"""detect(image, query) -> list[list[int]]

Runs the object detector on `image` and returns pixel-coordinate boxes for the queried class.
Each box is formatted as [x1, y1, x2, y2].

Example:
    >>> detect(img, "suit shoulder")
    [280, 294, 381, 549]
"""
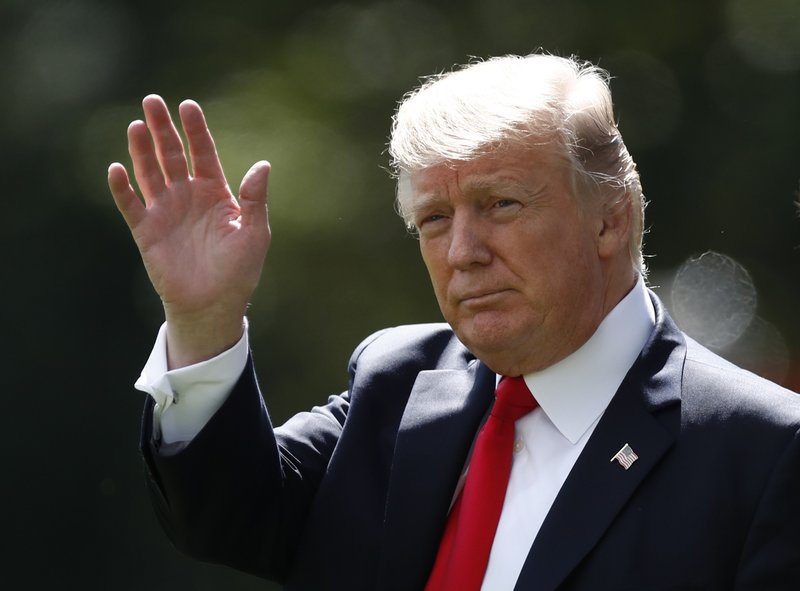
[682, 336, 800, 428]
[348, 323, 474, 375]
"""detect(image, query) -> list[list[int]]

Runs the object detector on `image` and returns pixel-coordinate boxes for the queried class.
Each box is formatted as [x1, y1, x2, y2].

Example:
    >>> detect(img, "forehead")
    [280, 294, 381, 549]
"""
[406, 145, 570, 200]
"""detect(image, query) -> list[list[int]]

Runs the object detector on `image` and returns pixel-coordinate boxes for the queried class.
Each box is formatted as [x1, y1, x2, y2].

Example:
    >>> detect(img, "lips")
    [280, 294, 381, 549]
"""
[457, 288, 513, 306]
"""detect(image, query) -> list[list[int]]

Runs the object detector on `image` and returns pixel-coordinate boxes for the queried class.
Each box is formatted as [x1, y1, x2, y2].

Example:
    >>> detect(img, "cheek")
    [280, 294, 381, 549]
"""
[420, 244, 449, 298]
[517, 240, 590, 304]
[545, 250, 600, 314]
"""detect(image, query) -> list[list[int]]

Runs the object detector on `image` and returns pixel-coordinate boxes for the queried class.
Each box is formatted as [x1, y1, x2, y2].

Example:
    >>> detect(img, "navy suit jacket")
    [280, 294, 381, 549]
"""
[142, 294, 800, 590]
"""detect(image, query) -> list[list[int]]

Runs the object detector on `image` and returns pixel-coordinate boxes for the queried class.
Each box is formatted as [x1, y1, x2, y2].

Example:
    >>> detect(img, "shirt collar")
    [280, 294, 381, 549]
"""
[522, 276, 656, 444]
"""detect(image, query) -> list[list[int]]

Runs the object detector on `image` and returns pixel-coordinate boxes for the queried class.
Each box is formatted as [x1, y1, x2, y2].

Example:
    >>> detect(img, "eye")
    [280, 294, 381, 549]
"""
[416, 212, 448, 228]
[493, 198, 517, 208]
[415, 212, 450, 238]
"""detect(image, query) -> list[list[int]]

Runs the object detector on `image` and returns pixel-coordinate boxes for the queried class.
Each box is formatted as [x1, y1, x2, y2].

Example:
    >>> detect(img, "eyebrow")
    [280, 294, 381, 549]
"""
[462, 174, 522, 191]
[414, 175, 535, 200]
[463, 174, 548, 201]
[404, 193, 446, 222]
[405, 173, 548, 220]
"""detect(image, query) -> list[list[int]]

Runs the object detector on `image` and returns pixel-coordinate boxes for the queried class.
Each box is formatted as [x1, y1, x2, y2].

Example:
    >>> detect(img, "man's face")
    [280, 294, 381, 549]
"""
[407, 145, 617, 376]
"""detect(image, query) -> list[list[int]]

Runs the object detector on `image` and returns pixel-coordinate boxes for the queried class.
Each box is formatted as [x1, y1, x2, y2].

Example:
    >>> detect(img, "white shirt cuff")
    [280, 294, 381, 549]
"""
[135, 319, 250, 445]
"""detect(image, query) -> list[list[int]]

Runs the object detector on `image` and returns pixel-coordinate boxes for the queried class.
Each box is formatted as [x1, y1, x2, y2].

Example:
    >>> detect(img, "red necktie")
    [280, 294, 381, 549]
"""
[425, 376, 538, 591]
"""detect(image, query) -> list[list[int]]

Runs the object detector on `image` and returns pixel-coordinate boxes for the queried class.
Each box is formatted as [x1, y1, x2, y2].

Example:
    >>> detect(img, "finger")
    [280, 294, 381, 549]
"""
[128, 120, 166, 203]
[142, 94, 190, 184]
[179, 99, 227, 182]
[108, 163, 146, 229]
[239, 160, 271, 229]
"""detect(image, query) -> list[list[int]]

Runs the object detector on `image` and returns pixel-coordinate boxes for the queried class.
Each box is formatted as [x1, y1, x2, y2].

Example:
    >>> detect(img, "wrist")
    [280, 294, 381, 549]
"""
[164, 305, 246, 369]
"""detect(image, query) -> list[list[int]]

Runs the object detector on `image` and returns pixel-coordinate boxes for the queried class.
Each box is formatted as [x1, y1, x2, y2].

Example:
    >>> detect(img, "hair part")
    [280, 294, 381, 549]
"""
[389, 53, 647, 274]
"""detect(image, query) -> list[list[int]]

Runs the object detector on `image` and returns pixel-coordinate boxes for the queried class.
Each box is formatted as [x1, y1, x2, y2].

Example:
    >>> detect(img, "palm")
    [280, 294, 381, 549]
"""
[133, 175, 257, 311]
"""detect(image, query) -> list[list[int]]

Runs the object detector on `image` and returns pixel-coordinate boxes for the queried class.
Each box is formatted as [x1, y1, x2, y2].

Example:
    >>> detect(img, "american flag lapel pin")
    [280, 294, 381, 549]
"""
[610, 443, 639, 470]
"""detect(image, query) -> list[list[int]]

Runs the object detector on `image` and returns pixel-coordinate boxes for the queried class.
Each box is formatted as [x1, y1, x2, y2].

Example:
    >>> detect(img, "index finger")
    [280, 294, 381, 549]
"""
[179, 100, 227, 183]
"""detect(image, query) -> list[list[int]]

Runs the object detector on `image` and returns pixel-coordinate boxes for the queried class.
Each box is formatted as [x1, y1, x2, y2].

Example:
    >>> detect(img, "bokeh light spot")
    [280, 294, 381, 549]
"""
[604, 50, 682, 150]
[722, 316, 790, 385]
[9, 1, 131, 133]
[670, 251, 756, 349]
[284, 1, 455, 101]
[726, 0, 800, 72]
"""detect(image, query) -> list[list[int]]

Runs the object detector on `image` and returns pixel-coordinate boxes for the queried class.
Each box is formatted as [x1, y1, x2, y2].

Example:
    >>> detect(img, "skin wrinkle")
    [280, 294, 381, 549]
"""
[409, 176, 548, 228]
[390, 57, 646, 275]
[412, 144, 635, 377]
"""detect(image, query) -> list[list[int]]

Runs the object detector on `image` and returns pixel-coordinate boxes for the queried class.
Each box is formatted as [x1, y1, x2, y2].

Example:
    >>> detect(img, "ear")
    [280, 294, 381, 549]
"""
[596, 192, 632, 260]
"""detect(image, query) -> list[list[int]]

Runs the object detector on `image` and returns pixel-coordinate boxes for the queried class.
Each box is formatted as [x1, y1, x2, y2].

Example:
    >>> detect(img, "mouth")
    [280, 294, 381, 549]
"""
[458, 289, 513, 306]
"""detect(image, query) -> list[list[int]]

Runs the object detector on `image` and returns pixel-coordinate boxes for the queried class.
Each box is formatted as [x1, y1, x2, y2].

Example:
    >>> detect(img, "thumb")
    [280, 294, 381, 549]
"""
[239, 160, 270, 228]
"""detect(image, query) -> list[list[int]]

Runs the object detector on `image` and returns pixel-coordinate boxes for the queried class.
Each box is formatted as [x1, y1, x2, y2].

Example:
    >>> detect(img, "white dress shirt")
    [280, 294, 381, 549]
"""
[481, 276, 654, 589]
[136, 319, 249, 443]
[135, 277, 655, 588]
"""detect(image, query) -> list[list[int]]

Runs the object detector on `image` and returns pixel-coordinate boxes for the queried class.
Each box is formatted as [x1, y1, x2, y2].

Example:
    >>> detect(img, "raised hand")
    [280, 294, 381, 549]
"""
[108, 95, 271, 368]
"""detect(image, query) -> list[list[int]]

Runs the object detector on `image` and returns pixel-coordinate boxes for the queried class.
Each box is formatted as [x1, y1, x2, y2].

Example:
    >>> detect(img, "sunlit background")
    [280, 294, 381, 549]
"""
[2, 0, 799, 588]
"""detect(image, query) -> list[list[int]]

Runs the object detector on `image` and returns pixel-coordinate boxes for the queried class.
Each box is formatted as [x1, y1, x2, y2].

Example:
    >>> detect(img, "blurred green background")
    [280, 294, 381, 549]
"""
[2, 0, 799, 588]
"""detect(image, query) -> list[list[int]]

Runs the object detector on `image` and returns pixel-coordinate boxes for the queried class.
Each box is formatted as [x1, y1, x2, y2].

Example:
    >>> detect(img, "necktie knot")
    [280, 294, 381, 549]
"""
[425, 375, 538, 591]
[492, 376, 537, 423]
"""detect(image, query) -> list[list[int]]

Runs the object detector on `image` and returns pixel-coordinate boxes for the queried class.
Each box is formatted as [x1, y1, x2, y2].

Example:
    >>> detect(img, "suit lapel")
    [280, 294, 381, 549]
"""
[376, 361, 495, 591]
[516, 295, 686, 591]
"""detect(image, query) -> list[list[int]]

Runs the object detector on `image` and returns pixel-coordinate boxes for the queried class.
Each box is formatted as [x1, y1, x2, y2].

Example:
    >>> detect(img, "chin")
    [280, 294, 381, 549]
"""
[458, 309, 528, 342]
[456, 324, 525, 365]
[451, 311, 549, 374]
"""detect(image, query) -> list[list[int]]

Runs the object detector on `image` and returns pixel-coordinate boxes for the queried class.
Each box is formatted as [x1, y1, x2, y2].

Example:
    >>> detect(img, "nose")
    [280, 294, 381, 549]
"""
[447, 213, 492, 269]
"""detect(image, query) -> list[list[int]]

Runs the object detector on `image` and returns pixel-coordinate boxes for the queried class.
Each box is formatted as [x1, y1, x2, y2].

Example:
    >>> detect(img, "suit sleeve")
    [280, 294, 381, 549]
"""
[735, 425, 800, 589]
[140, 330, 386, 582]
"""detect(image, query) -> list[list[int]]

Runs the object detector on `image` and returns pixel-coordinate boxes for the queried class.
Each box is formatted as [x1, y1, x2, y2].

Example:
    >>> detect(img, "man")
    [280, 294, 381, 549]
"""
[109, 54, 800, 590]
